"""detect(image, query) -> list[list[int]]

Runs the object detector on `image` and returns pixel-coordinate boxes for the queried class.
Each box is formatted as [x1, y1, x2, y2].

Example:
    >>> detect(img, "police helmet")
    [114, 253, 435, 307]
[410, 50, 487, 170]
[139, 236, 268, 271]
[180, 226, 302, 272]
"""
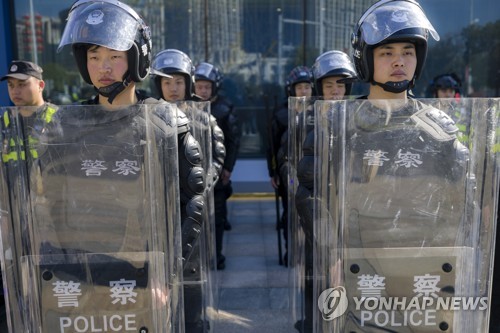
[152, 49, 195, 99]
[285, 66, 313, 97]
[312, 51, 357, 96]
[432, 74, 461, 96]
[194, 62, 223, 97]
[351, 0, 439, 91]
[57, 0, 152, 84]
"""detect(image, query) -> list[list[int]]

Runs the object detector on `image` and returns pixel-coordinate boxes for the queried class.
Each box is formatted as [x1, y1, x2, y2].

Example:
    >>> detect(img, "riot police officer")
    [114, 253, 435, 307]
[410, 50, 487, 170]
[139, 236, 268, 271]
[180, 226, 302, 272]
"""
[267, 66, 313, 266]
[312, 1, 469, 331]
[194, 62, 240, 270]
[426, 73, 470, 145]
[293, 51, 356, 333]
[152, 49, 226, 181]
[427, 73, 462, 98]
[57, 1, 205, 266]
[351, 0, 439, 99]
[312, 50, 357, 100]
[152, 49, 194, 102]
[152, 48, 224, 333]
[50, 0, 203, 330]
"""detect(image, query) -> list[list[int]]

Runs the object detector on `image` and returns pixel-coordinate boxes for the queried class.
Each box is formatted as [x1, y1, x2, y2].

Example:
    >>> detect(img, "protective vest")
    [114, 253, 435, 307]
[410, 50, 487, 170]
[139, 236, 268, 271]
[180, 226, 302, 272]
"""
[2, 104, 58, 163]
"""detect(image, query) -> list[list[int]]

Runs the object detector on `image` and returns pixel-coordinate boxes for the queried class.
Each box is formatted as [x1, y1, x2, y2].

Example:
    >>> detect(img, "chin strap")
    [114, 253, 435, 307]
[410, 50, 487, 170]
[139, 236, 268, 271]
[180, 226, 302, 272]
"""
[373, 79, 412, 93]
[97, 76, 133, 104]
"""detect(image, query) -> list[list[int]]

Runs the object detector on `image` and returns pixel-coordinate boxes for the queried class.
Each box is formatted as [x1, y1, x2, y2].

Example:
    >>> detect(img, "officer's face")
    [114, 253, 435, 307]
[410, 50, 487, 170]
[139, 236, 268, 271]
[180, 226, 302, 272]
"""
[372, 42, 417, 88]
[321, 76, 346, 100]
[161, 74, 186, 102]
[294, 82, 313, 97]
[194, 80, 212, 101]
[87, 46, 129, 89]
[7, 77, 45, 107]
[437, 88, 455, 98]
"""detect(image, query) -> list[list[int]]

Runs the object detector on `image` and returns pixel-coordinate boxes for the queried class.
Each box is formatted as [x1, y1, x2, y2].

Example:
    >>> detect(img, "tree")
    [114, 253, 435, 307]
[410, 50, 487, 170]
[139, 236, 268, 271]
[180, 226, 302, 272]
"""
[421, 20, 500, 97]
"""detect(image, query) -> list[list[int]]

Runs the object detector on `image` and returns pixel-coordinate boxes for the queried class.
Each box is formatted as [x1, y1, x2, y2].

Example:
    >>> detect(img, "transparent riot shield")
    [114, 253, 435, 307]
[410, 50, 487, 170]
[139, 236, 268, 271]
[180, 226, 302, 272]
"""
[314, 98, 499, 333]
[178, 100, 218, 332]
[0, 104, 183, 333]
[288, 96, 320, 331]
[432, 97, 472, 147]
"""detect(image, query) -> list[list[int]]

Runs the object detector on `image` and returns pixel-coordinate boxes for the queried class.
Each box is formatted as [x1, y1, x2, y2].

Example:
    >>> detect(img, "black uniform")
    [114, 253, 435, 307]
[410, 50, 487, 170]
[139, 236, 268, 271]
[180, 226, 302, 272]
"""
[177, 100, 223, 333]
[209, 113, 226, 184]
[296, 97, 468, 332]
[211, 95, 240, 269]
[294, 104, 316, 333]
[80, 93, 206, 262]
[1, 98, 188, 330]
[266, 100, 290, 263]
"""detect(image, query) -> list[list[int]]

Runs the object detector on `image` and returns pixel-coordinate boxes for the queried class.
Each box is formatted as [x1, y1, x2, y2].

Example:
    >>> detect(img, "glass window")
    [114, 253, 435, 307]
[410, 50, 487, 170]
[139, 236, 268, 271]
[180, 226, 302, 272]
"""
[8, 0, 500, 157]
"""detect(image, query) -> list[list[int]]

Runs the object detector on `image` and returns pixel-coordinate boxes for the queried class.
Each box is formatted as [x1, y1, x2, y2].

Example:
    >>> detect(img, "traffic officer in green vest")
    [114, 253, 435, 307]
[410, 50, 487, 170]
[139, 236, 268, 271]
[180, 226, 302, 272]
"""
[1, 60, 58, 162]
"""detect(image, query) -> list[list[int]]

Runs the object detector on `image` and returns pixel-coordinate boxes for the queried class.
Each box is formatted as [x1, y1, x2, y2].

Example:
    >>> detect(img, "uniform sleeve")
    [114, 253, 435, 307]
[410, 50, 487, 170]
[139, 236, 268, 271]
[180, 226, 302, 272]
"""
[274, 107, 289, 178]
[210, 114, 226, 183]
[216, 100, 241, 172]
[176, 109, 207, 263]
[266, 110, 283, 178]
[295, 122, 315, 242]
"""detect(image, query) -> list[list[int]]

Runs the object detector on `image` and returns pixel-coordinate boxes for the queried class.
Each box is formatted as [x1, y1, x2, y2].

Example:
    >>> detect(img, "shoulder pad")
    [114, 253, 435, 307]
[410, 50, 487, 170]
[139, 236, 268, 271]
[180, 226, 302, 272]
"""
[143, 97, 163, 104]
[145, 99, 190, 133]
[411, 105, 458, 142]
[144, 100, 177, 130]
[177, 108, 190, 129]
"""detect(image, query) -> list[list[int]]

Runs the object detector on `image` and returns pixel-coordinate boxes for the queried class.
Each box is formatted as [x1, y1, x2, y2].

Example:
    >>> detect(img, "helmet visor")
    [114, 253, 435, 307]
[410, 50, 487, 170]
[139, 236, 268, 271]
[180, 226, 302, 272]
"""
[313, 51, 356, 79]
[152, 50, 192, 75]
[195, 63, 216, 82]
[57, 1, 141, 52]
[287, 67, 312, 85]
[360, 0, 439, 45]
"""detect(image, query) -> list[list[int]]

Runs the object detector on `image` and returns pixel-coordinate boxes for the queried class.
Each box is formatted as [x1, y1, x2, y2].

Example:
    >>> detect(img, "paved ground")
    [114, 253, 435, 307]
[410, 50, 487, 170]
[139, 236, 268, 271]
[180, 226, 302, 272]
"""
[214, 196, 296, 333]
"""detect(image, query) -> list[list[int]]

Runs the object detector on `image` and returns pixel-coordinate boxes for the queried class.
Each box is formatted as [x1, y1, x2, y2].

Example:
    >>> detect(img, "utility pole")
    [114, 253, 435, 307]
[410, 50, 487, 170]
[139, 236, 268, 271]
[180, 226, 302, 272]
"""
[204, 0, 209, 61]
[302, 0, 306, 65]
[29, 0, 38, 64]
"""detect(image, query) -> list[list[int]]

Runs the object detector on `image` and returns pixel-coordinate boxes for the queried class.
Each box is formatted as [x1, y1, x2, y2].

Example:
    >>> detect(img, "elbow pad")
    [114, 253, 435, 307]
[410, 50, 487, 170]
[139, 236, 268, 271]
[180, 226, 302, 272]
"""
[181, 194, 205, 262]
[178, 132, 205, 203]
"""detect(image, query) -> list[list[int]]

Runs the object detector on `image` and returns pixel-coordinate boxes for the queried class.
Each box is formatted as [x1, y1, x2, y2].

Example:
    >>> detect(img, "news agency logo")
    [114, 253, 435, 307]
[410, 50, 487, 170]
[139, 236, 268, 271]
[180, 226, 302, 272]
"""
[318, 286, 489, 328]
[317, 286, 349, 321]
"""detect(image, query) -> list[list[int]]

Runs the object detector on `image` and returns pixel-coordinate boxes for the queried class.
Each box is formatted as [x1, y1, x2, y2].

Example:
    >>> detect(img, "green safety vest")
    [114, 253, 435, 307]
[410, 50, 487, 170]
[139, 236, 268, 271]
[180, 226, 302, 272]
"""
[2, 104, 58, 162]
